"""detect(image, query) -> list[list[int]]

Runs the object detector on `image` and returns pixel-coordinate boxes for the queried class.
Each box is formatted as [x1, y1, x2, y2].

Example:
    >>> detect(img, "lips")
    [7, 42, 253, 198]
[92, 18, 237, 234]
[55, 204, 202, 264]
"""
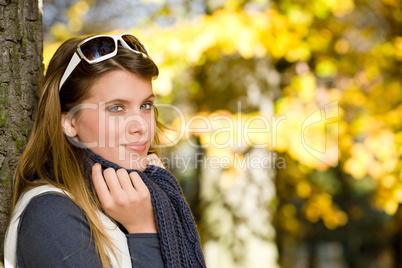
[123, 141, 147, 153]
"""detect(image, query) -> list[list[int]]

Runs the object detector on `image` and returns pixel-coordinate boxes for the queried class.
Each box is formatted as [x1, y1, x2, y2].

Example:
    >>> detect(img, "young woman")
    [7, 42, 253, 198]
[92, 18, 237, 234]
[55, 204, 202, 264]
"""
[4, 34, 206, 268]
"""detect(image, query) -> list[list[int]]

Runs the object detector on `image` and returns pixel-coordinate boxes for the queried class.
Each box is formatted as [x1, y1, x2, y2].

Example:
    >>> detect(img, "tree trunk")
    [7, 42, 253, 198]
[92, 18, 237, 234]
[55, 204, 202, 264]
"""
[0, 0, 43, 263]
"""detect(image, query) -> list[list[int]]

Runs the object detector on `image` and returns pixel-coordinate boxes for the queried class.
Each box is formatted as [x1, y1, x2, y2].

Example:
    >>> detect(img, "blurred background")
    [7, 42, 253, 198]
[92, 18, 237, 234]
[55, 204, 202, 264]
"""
[42, 0, 402, 267]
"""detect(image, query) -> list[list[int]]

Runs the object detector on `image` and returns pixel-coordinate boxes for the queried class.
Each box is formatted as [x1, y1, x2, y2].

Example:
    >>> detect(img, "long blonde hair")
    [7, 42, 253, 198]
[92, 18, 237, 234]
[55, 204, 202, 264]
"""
[9, 35, 160, 268]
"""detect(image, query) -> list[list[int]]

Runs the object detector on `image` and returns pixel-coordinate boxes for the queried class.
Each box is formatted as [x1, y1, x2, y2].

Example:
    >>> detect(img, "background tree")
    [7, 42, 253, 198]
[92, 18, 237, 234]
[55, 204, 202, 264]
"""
[0, 0, 43, 262]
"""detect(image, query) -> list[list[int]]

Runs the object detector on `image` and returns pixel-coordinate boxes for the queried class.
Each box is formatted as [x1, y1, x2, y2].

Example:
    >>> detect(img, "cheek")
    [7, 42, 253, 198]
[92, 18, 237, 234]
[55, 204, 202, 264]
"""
[105, 116, 119, 137]
[103, 116, 126, 148]
[76, 110, 115, 145]
[76, 112, 100, 141]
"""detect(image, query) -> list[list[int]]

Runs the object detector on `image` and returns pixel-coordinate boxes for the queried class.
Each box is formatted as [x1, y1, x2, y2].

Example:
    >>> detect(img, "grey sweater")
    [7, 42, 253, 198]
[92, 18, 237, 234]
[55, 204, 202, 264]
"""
[16, 192, 164, 267]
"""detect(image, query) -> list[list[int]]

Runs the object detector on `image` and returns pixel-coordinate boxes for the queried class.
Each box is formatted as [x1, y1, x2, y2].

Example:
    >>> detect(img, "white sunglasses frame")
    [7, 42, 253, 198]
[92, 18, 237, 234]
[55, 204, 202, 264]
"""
[59, 33, 148, 90]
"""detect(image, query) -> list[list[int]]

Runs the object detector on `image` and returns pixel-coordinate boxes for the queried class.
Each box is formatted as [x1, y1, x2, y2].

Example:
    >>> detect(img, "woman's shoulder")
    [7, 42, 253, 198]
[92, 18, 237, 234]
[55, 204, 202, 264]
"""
[18, 192, 88, 236]
[16, 193, 102, 267]
[20, 191, 87, 229]
[25, 191, 75, 210]
[17, 192, 91, 252]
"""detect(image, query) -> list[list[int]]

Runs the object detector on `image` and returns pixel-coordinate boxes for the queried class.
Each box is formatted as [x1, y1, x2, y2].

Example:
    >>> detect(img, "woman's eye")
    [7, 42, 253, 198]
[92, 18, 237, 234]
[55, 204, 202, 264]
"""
[141, 103, 154, 110]
[108, 105, 123, 112]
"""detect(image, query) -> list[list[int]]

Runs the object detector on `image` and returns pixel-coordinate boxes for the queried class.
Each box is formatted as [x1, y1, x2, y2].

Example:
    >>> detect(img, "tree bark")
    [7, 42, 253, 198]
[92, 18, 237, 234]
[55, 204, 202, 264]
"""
[0, 0, 43, 262]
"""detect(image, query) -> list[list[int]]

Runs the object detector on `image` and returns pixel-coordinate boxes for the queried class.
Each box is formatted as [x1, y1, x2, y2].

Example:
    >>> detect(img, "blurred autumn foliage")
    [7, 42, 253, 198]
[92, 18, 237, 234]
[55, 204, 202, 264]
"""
[43, 0, 402, 267]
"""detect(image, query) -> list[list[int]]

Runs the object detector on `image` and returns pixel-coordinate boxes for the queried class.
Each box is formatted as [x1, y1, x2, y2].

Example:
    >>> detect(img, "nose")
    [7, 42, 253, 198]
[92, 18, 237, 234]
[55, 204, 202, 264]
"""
[126, 114, 148, 135]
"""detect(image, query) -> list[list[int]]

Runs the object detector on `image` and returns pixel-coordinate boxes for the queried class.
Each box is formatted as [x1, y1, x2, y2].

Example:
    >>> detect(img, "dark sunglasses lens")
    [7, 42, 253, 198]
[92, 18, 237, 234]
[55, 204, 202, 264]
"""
[122, 35, 147, 54]
[80, 37, 116, 61]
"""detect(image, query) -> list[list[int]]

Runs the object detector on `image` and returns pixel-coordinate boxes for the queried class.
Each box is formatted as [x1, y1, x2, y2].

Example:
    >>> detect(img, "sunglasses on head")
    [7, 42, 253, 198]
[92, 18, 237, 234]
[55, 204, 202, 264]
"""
[59, 33, 148, 90]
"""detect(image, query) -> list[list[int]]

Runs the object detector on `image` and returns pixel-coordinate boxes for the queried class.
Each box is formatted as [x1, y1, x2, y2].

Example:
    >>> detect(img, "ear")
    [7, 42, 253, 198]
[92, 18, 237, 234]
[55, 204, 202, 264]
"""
[61, 112, 78, 137]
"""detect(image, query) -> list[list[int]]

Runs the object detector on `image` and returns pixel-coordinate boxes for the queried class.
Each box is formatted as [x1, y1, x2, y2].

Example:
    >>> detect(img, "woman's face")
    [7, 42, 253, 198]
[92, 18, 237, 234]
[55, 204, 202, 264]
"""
[65, 70, 156, 170]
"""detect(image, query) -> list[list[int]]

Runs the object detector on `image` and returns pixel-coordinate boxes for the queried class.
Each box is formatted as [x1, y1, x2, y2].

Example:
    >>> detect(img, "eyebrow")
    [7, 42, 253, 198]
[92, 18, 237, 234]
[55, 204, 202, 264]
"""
[105, 93, 155, 105]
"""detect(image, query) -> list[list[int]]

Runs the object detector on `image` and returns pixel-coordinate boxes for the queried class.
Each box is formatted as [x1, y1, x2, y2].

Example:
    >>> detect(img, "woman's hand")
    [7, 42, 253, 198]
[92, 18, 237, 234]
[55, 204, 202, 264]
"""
[91, 163, 157, 234]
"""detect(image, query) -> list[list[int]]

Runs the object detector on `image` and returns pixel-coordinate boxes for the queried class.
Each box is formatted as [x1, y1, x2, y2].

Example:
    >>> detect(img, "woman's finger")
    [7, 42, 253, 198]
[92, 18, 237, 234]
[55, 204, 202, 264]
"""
[91, 163, 111, 203]
[116, 168, 135, 191]
[129, 172, 149, 194]
[103, 167, 122, 194]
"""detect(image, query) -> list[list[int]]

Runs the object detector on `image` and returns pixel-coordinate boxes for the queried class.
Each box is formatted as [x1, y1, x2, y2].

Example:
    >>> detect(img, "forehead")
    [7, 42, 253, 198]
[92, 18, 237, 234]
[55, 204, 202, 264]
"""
[87, 70, 153, 101]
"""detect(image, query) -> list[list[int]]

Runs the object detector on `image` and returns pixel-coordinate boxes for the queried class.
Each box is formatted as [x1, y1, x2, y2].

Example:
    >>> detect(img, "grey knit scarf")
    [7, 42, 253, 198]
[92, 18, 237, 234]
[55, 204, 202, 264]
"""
[85, 149, 206, 268]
